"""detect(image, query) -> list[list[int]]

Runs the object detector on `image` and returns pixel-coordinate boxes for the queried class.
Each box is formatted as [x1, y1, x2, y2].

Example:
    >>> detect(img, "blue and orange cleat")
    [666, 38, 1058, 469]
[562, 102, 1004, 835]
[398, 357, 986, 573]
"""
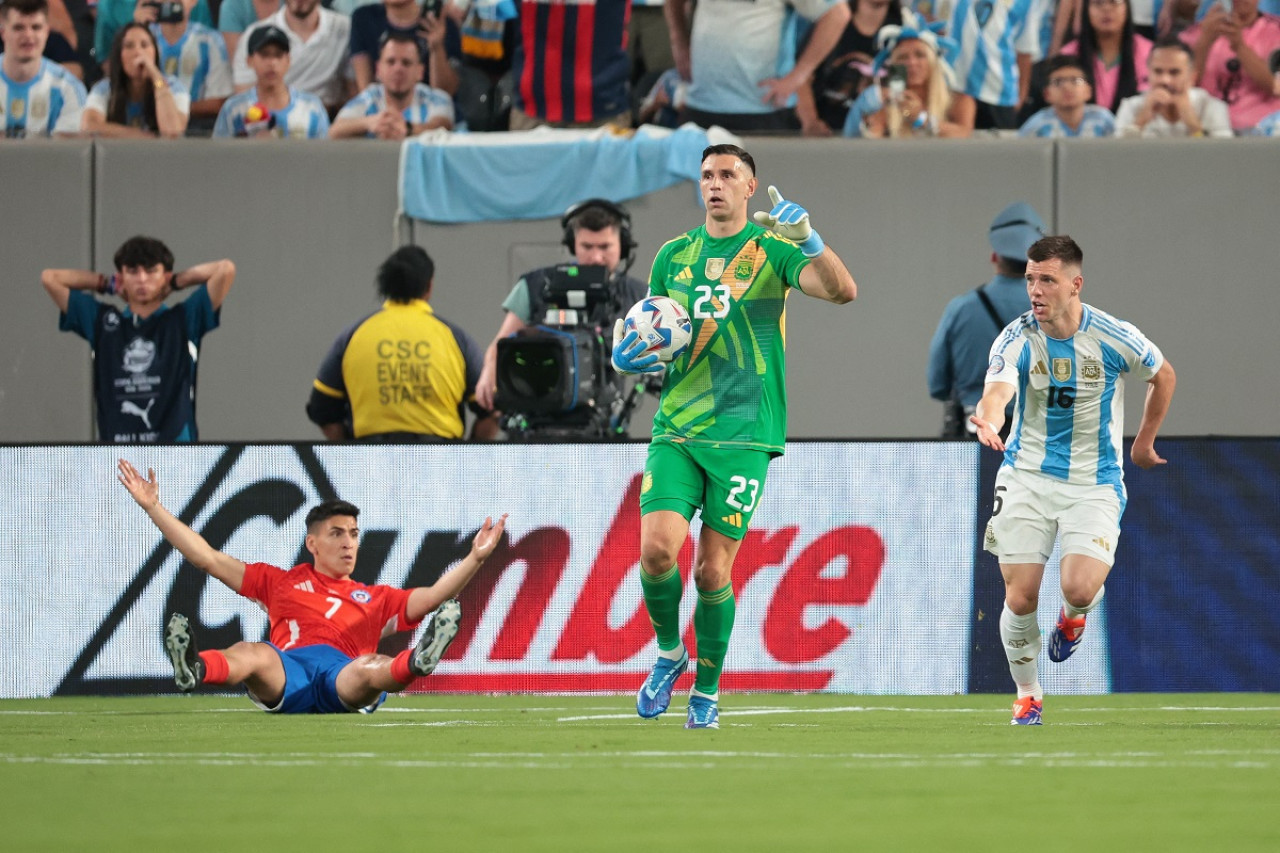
[685, 694, 720, 729]
[1048, 608, 1087, 662]
[1011, 696, 1043, 725]
[636, 648, 689, 718]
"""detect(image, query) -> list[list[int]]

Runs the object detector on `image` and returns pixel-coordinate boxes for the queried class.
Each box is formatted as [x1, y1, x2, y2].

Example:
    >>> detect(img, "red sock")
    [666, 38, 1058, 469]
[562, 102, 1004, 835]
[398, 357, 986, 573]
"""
[390, 649, 415, 686]
[200, 650, 229, 684]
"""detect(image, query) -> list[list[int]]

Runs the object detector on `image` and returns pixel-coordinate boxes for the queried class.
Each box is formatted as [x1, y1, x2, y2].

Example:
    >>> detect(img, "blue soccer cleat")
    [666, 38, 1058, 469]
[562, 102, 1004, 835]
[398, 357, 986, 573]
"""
[1011, 696, 1043, 725]
[685, 693, 720, 730]
[636, 648, 689, 718]
[1048, 608, 1087, 662]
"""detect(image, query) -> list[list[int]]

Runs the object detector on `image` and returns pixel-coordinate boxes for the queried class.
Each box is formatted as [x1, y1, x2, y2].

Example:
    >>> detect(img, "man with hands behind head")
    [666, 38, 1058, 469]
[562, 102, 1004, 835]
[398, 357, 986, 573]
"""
[615, 143, 857, 730]
[41, 235, 235, 442]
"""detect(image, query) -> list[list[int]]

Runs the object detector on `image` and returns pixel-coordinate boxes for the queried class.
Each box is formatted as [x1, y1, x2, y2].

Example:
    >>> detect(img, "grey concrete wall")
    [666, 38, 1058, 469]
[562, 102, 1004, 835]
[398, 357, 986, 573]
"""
[1, 137, 1275, 442]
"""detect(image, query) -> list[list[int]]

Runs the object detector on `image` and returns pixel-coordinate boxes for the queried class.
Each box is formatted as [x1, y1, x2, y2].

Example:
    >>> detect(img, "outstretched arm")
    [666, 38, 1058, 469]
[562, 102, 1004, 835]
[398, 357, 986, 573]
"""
[117, 459, 247, 592]
[405, 514, 508, 621]
[174, 259, 236, 310]
[971, 381, 1016, 451]
[1131, 360, 1176, 469]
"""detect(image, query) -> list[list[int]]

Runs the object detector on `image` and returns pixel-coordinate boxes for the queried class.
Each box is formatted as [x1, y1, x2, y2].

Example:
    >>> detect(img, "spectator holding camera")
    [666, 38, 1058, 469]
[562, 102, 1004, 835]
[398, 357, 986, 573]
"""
[475, 199, 647, 414]
[214, 23, 329, 137]
[330, 29, 452, 137]
[1115, 35, 1233, 133]
[307, 246, 491, 442]
[0, 0, 88, 137]
[232, 0, 351, 112]
[40, 236, 235, 443]
[1018, 54, 1118, 136]
[1181, 0, 1280, 131]
[143, 0, 232, 125]
[843, 17, 975, 137]
[349, 0, 458, 96]
[82, 21, 190, 136]
[95, 0, 212, 72]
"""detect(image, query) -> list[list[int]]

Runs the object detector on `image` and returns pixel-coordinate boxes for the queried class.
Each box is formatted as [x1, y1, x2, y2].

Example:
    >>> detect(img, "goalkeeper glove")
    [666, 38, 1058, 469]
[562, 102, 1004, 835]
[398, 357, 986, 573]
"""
[752, 185, 826, 258]
[611, 319, 663, 375]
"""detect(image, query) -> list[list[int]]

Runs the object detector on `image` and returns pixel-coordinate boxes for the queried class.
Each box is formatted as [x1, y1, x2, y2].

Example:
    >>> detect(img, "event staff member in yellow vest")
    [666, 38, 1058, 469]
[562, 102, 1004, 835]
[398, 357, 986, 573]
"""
[307, 246, 494, 441]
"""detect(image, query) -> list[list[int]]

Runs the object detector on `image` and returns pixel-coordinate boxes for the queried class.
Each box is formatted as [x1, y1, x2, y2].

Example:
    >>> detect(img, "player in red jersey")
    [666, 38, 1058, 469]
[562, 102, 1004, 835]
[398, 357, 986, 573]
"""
[118, 458, 507, 714]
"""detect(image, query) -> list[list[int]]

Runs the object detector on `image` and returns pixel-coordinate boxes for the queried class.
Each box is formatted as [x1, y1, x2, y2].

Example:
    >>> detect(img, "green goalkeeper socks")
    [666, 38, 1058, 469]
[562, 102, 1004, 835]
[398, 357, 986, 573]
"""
[693, 583, 735, 696]
[640, 564, 684, 652]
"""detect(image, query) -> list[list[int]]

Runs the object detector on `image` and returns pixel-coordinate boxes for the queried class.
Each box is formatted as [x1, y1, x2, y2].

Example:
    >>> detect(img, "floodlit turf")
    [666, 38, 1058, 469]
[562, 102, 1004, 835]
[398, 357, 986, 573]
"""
[2, 693, 1278, 852]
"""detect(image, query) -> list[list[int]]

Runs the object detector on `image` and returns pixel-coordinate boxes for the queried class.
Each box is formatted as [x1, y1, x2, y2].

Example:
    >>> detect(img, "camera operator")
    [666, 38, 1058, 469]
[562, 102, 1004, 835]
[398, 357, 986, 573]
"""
[475, 199, 647, 423]
[137, 0, 232, 127]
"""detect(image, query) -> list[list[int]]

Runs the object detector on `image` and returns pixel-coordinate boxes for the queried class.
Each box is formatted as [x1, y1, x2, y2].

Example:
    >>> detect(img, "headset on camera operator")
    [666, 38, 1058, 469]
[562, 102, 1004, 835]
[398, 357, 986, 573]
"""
[476, 199, 649, 438]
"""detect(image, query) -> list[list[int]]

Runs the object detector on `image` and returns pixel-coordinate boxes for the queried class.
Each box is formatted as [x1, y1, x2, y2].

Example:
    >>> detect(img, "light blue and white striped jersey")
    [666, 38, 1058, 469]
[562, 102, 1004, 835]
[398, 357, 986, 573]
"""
[212, 86, 330, 138]
[0, 58, 88, 137]
[1018, 104, 1115, 137]
[1253, 110, 1280, 136]
[985, 304, 1164, 495]
[86, 75, 192, 124]
[151, 22, 233, 101]
[946, 0, 1043, 107]
[335, 82, 454, 133]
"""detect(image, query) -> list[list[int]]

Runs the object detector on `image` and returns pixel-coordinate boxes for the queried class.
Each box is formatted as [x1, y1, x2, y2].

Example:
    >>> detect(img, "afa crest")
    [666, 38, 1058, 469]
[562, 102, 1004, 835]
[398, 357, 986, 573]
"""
[733, 258, 753, 280]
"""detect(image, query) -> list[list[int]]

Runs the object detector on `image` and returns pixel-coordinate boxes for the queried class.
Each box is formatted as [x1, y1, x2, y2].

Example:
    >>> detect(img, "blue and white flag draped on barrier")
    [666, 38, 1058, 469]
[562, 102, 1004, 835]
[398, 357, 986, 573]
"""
[397, 123, 739, 223]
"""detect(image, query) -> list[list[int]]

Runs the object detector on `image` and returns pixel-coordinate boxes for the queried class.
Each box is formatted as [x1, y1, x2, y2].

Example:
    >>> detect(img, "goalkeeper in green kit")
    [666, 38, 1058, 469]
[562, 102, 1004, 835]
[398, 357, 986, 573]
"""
[611, 144, 859, 729]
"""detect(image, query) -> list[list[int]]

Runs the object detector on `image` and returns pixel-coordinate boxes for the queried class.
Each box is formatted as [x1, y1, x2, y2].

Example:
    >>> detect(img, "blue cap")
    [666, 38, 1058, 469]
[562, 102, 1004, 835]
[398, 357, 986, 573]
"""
[989, 202, 1046, 260]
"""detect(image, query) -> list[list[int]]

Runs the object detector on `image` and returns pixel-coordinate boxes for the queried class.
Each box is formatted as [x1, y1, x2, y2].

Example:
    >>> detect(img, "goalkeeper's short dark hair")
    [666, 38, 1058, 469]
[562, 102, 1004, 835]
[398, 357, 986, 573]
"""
[701, 143, 756, 176]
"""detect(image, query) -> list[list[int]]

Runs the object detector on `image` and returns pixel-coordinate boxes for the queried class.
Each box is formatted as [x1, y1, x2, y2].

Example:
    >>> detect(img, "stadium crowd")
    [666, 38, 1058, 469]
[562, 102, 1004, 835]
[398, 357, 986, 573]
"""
[3, 0, 1280, 138]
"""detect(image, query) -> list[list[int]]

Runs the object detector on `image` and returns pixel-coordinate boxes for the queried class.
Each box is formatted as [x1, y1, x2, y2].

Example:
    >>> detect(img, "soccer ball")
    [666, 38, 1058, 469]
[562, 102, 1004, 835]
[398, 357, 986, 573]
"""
[622, 296, 692, 362]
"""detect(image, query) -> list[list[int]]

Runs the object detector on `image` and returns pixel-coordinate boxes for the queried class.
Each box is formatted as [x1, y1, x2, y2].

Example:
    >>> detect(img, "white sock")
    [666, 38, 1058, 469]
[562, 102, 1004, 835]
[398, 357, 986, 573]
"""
[1064, 585, 1105, 619]
[690, 687, 718, 702]
[1000, 603, 1042, 700]
[657, 643, 686, 662]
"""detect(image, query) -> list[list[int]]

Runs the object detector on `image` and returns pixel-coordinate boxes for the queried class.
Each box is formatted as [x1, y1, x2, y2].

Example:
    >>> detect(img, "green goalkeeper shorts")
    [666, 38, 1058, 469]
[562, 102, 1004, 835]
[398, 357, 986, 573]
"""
[639, 439, 773, 541]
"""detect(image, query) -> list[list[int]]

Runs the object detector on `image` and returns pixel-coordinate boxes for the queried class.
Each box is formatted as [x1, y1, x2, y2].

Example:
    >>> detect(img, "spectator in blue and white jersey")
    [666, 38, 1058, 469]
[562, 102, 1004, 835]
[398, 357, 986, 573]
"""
[145, 0, 232, 122]
[95, 0, 212, 73]
[1018, 54, 1117, 135]
[972, 235, 1175, 728]
[213, 23, 328, 137]
[82, 21, 189, 136]
[946, 0, 1045, 129]
[330, 30, 452, 138]
[0, 0, 87, 136]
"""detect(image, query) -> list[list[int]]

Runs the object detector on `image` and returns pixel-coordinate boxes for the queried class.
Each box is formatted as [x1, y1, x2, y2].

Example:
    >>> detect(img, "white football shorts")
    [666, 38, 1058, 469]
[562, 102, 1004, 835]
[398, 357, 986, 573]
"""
[983, 466, 1122, 566]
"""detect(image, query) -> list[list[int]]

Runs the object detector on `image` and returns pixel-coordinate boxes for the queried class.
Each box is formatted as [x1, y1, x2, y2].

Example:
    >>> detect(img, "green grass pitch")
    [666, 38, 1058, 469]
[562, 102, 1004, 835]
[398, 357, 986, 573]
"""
[2, 693, 1277, 852]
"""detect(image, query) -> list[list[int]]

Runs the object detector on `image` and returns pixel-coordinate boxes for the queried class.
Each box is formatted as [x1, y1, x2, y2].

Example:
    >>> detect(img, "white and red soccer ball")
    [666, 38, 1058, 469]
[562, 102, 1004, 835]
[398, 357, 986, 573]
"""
[622, 296, 692, 363]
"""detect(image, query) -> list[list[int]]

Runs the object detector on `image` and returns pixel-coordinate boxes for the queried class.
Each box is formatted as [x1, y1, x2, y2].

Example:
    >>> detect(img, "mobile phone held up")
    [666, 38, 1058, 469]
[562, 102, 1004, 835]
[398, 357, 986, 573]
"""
[886, 64, 907, 103]
[421, 0, 443, 19]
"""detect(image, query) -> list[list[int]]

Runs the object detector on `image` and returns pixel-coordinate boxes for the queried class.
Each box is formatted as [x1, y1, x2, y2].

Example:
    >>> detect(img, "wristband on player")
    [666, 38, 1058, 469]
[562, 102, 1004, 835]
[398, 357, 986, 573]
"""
[97, 273, 118, 295]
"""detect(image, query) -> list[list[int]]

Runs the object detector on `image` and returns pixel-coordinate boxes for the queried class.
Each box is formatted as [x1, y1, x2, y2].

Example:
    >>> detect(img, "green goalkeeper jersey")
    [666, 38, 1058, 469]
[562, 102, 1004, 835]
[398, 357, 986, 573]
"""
[647, 221, 812, 454]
